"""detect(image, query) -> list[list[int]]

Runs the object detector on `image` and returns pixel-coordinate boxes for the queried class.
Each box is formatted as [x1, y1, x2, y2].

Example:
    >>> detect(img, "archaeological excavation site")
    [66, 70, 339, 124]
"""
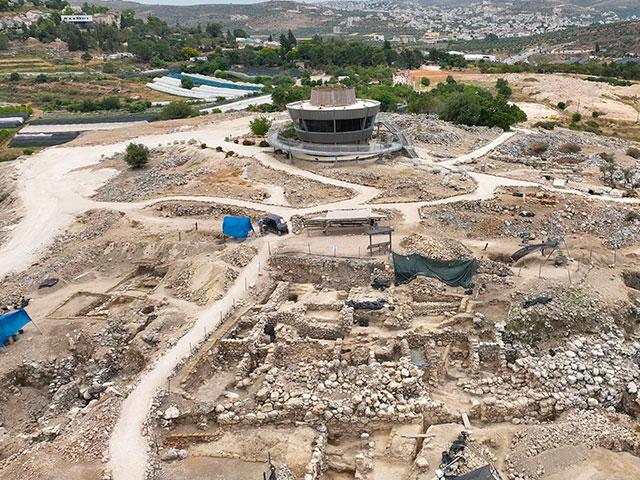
[2, 110, 640, 480]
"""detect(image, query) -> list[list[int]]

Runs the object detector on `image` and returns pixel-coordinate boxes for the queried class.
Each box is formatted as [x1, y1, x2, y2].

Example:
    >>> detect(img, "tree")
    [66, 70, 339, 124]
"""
[102, 62, 116, 74]
[33, 73, 48, 83]
[495, 78, 512, 98]
[557, 101, 567, 110]
[287, 29, 297, 48]
[120, 9, 136, 28]
[181, 47, 200, 60]
[206, 22, 222, 38]
[124, 143, 149, 169]
[181, 76, 194, 89]
[572, 112, 582, 123]
[249, 116, 272, 136]
[233, 28, 248, 38]
[0, 33, 9, 50]
[159, 101, 199, 120]
[420, 77, 430, 87]
[279, 33, 291, 53]
[9, 72, 20, 81]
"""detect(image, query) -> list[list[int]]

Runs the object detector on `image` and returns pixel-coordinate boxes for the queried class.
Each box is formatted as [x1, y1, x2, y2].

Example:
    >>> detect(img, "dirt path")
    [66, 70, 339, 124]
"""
[109, 237, 276, 480]
[0, 116, 256, 281]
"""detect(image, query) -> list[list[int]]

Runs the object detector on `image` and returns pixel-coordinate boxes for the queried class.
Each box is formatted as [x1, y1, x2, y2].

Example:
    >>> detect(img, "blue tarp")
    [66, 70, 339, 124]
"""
[0, 309, 32, 346]
[223, 216, 254, 239]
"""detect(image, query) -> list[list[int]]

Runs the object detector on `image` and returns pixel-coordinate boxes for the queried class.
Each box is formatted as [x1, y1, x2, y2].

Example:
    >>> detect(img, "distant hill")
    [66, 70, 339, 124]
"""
[70, 0, 337, 34]
[450, 20, 640, 57]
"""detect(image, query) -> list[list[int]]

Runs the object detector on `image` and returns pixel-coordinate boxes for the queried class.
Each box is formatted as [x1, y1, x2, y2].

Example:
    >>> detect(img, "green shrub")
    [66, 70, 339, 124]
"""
[209, 108, 222, 114]
[0, 129, 13, 143]
[572, 112, 582, 123]
[557, 102, 566, 110]
[8, 72, 20, 82]
[159, 101, 199, 120]
[592, 111, 603, 118]
[258, 140, 270, 147]
[34, 74, 48, 84]
[533, 121, 556, 130]
[181, 76, 194, 90]
[225, 150, 235, 158]
[495, 78, 512, 98]
[102, 63, 116, 74]
[420, 77, 430, 87]
[249, 116, 272, 136]
[127, 100, 151, 113]
[626, 147, 640, 159]
[22, 148, 34, 155]
[558, 143, 581, 154]
[124, 143, 149, 169]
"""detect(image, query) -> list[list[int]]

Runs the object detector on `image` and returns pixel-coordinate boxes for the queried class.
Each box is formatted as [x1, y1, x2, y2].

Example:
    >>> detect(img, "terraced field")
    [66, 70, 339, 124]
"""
[0, 57, 56, 73]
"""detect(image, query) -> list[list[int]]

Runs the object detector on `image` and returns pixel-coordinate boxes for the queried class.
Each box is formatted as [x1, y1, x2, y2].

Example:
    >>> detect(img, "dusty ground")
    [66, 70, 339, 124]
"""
[301, 159, 475, 203]
[0, 161, 20, 248]
[92, 144, 354, 208]
[469, 126, 640, 194]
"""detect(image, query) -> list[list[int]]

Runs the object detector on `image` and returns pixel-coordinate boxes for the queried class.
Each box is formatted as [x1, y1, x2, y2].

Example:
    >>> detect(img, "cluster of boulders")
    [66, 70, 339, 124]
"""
[220, 356, 429, 426]
[460, 327, 640, 423]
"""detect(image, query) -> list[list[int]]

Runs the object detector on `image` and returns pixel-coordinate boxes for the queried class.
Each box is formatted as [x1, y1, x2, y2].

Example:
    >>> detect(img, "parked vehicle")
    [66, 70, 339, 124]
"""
[259, 213, 289, 235]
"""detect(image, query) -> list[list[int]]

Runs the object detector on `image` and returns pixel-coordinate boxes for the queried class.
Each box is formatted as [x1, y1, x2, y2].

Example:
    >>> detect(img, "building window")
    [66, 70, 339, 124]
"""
[336, 118, 364, 132]
[304, 119, 335, 133]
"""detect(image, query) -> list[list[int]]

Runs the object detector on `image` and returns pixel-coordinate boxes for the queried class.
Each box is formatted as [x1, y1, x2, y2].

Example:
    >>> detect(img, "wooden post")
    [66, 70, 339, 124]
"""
[268, 242, 271, 256]
[178, 231, 181, 241]
[308, 243, 311, 254]
[614, 249, 617, 266]
[195, 222, 198, 231]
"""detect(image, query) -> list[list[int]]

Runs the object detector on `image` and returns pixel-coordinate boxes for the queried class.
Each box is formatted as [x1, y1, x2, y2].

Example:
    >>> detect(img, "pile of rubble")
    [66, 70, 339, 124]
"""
[381, 113, 501, 156]
[151, 200, 266, 222]
[94, 146, 197, 202]
[506, 286, 616, 345]
[423, 191, 640, 249]
[506, 410, 640, 480]
[219, 244, 258, 268]
[162, 355, 435, 429]
[398, 233, 472, 261]
[495, 129, 630, 164]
